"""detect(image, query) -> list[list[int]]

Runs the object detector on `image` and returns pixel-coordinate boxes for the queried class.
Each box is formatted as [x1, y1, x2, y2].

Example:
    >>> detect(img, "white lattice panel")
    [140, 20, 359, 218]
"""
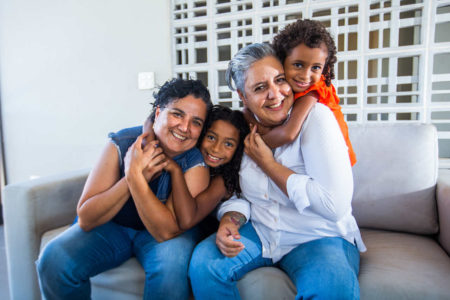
[171, 0, 450, 158]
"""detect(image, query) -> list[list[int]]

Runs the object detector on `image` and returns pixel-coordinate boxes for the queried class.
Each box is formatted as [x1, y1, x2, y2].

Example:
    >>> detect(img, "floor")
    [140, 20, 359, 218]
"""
[0, 225, 11, 299]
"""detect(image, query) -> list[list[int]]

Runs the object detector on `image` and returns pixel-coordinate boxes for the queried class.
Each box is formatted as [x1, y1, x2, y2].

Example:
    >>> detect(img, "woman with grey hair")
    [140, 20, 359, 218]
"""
[189, 43, 365, 299]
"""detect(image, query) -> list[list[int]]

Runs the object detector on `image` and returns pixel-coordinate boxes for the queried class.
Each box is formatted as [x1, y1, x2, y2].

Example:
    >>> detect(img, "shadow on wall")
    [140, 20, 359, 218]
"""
[0, 94, 6, 225]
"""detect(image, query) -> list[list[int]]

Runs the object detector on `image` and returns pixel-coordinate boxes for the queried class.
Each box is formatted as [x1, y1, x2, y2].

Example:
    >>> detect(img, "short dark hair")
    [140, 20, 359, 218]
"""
[149, 78, 212, 122]
[199, 105, 249, 197]
[272, 19, 337, 86]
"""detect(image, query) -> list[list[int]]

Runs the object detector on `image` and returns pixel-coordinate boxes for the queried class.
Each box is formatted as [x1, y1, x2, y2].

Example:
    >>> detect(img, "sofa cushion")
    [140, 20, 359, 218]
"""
[349, 124, 439, 234]
[40, 226, 297, 300]
[40, 225, 70, 249]
[41, 226, 450, 299]
[238, 229, 450, 300]
[359, 229, 450, 300]
[91, 258, 144, 296]
[237, 267, 296, 299]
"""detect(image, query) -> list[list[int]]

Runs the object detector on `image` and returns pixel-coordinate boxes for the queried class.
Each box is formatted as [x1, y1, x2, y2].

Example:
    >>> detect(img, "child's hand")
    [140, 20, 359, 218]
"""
[163, 157, 181, 174]
[141, 119, 155, 148]
[244, 125, 275, 168]
[124, 133, 168, 181]
[141, 141, 168, 182]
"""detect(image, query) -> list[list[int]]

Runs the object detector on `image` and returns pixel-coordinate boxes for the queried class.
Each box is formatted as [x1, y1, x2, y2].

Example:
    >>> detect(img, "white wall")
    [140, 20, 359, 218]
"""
[0, 0, 172, 184]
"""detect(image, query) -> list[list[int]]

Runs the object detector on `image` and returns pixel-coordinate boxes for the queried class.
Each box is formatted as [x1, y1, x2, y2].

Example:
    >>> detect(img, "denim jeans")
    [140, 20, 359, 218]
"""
[36, 221, 200, 300]
[189, 222, 360, 300]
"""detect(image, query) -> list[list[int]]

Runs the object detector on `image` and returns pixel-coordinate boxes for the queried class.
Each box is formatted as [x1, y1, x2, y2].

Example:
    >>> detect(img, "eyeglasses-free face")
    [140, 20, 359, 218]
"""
[201, 119, 240, 168]
[153, 95, 207, 158]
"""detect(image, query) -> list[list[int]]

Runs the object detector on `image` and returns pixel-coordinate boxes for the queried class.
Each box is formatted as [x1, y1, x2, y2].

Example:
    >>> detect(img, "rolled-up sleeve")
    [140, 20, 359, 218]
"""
[286, 174, 310, 213]
[216, 195, 251, 222]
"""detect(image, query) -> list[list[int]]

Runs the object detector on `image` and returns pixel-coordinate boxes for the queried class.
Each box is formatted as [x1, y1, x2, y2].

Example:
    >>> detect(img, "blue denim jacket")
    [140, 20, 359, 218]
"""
[108, 126, 205, 230]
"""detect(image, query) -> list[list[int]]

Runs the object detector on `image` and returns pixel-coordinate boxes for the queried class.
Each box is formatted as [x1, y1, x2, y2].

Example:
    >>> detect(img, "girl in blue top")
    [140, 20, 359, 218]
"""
[163, 105, 249, 234]
[142, 104, 249, 235]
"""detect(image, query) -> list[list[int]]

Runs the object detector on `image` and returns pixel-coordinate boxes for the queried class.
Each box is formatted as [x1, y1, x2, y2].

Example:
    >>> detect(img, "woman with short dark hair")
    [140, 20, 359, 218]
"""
[37, 78, 212, 300]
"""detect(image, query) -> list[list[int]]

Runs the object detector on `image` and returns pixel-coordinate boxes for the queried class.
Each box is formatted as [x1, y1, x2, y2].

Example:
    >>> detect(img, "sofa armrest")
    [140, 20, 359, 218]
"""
[437, 169, 450, 256]
[2, 168, 89, 300]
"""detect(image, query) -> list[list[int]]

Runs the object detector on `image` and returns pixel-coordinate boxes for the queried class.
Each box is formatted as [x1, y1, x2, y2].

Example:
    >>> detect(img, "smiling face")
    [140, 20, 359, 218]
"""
[283, 43, 328, 93]
[153, 95, 207, 157]
[239, 55, 294, 128]
[201, 120, 239, 168]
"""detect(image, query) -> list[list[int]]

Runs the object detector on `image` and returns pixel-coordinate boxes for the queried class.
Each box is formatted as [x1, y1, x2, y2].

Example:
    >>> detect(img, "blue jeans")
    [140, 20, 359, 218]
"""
[36, 221, 200, 300]
[189, 222, 360, 300]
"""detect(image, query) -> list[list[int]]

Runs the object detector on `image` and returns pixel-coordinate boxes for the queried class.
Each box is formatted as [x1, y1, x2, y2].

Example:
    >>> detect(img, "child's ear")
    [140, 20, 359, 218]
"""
[237, 90, 247, 106]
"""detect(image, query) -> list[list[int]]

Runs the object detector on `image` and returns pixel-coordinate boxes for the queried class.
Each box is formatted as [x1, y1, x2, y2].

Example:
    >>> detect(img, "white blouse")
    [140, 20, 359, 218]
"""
[218, 103, 366, 263]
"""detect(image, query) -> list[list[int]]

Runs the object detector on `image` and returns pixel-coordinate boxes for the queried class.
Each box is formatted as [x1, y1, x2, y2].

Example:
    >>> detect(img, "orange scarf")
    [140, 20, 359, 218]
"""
[294, 77, 357, 166]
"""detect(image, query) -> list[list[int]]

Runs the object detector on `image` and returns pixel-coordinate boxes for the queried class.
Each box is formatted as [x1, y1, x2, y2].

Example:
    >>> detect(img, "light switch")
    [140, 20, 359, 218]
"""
[138, 72, 155, 90]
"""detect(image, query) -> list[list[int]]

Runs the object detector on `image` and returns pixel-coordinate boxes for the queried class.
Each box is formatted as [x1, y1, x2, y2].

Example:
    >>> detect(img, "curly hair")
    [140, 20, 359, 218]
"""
[149, 78, 212, 122]
[272, 19, 337, 86]
[197, 105, 249, 197]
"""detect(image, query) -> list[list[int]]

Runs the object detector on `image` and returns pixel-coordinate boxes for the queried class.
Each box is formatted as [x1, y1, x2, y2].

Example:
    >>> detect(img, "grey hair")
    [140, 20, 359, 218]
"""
[225, 43, 276, 96]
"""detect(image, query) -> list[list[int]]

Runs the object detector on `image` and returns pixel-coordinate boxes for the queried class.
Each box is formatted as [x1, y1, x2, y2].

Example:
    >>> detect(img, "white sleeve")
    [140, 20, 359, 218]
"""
[287, 104, 354, 222]
[216, 194, 251, 222]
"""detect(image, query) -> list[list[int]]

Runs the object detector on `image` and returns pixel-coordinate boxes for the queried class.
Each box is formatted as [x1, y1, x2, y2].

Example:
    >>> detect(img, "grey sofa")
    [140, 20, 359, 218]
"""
[3, 123, 450, 300]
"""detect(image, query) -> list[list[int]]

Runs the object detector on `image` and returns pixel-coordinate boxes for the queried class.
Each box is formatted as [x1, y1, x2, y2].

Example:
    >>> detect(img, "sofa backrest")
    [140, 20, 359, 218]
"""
[349, 123, 439, 235]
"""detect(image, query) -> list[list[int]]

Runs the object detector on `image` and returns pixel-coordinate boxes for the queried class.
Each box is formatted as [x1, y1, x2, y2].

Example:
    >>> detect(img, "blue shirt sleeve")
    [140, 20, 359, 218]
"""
[175, 147, 206, 173]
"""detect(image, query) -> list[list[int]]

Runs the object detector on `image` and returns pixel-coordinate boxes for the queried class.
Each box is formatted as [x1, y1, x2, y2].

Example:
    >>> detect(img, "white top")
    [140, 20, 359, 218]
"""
[218, 103, 366, 263]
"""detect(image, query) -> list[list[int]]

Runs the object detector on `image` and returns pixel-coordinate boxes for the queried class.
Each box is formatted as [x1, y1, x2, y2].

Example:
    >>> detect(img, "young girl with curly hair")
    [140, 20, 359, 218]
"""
[250, 19, 356, 166]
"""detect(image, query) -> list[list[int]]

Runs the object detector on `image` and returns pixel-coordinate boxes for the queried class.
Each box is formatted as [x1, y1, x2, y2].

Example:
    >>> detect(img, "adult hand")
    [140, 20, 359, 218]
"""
[124, 133, 166, 181]
[216, 217, 245, 257]
[244, 125, 275, 169]
[142, 153, 167, 182]
[141, 141, 168, 182]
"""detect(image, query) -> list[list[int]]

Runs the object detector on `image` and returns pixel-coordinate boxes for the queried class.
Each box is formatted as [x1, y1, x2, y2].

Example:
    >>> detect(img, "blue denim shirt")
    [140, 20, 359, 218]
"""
[108, 126, 205, 230]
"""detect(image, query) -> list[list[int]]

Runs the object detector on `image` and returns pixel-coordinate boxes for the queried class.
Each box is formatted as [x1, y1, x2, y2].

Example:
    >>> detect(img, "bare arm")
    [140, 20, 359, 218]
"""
[242, 106, 257, 125]
[127, 134, 210, 241]
[125, 134, 180, 242]
[261, 92, 317, 148]
[164, 164, 211, 229]
[76, 142, 131, 231]
[141, 118, 155, 148]
[166, 158, 226, 230]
